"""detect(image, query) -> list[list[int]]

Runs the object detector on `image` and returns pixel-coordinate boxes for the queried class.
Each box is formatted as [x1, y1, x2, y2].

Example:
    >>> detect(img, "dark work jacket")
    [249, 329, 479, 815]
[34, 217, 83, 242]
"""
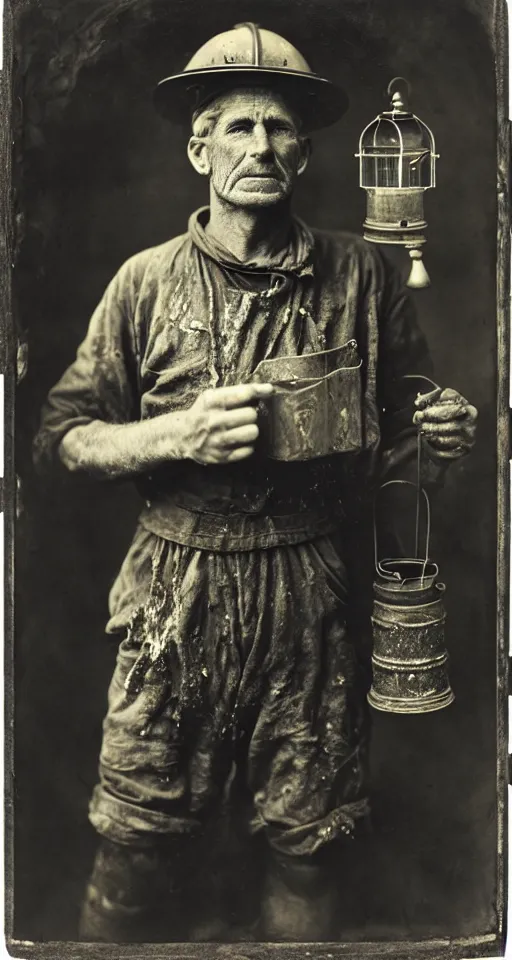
[34, 208, 437, 564]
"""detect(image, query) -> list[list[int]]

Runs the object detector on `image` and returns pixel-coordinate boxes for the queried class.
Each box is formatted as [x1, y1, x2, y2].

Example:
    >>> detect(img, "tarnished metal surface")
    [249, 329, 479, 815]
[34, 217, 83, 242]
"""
[363, 189, 427, 246]
[253, 342, 363, 461]
[368, 564, 454, 714]
[154, 23, 349, 131]
[254, 341, 359, 382]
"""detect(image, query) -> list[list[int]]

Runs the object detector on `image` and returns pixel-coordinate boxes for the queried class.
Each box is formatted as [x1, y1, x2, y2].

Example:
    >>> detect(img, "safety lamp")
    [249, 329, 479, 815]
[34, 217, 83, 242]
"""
[356, 77, 438, 288]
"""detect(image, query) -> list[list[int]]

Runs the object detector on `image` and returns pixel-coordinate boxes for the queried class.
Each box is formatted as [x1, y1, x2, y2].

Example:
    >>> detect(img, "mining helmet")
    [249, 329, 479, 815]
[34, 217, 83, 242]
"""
[154, 22, 348, 132]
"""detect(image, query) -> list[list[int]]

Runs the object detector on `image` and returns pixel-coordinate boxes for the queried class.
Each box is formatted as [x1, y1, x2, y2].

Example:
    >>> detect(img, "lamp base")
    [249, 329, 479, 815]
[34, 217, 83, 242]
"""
[363, 187, 427, 246]
[367, 687, 455, 714]
[363, 220, 427, 246]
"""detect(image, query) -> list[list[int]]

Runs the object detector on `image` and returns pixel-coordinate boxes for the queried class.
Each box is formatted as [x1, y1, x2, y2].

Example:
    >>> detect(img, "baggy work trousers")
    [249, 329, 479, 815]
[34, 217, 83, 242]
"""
[83, 533, 371, 939]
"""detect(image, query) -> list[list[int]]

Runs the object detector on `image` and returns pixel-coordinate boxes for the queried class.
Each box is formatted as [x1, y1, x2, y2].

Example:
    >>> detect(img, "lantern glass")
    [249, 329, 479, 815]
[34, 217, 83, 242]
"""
[359, 115, 436, 189]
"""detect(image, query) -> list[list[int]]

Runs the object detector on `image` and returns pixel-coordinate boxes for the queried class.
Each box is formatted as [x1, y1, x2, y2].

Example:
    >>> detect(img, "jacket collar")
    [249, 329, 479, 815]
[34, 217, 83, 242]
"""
[188, 206, 315, 278]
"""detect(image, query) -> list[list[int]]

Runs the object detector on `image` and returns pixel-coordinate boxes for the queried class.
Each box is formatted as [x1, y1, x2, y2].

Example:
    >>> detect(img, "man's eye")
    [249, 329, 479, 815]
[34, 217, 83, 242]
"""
[228, 124, 251, 134]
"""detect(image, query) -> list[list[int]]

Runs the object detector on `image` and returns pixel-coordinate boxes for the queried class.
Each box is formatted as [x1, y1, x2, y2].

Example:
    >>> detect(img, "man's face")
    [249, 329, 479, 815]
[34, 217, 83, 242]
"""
[191, 89, 309, 208]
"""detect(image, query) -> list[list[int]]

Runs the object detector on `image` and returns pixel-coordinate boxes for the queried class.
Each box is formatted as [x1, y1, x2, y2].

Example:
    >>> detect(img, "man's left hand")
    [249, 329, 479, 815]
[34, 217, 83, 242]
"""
[413, 387, 478, 459]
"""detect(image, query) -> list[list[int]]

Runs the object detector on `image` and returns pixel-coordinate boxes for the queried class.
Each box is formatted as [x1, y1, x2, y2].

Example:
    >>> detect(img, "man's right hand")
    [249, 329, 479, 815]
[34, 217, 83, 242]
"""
[58, 382, 274, 479]
[180, 383, 274, 464]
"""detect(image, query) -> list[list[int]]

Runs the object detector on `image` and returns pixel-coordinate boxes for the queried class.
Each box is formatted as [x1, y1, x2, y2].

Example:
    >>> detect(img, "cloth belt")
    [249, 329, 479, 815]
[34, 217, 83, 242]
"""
[139, 494, 340, 552]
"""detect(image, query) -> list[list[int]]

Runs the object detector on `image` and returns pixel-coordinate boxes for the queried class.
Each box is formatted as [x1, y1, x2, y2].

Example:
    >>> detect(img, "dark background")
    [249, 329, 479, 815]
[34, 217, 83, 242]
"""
[13, 0, 500, 944]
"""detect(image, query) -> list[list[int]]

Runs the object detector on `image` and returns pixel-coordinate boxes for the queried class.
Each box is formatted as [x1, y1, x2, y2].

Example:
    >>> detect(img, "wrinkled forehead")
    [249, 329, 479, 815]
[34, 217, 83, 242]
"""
[207, 87, 301, 127]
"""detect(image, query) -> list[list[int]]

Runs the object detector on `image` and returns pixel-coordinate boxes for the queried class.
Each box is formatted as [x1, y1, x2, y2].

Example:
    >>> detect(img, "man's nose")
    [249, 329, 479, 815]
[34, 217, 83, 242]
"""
[249, 125, 274, 159]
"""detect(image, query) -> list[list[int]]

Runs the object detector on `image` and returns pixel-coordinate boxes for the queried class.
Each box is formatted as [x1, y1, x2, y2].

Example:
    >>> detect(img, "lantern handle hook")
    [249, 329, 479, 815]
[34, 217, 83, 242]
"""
[374, 481, 431, 586]
[374, 373, 442, 585]
[402, 373, 442, 548]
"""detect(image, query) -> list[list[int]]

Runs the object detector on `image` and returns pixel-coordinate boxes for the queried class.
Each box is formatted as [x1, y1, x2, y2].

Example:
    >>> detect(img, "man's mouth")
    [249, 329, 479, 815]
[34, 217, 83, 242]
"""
[239, 172, 280, 180]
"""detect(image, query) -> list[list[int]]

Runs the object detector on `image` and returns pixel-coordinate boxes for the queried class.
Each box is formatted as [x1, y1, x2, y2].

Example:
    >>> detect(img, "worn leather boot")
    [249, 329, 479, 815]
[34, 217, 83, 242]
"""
[78, 837, 189, 942]
[260, 850, 338, 942]
[187, 813, 264, 941]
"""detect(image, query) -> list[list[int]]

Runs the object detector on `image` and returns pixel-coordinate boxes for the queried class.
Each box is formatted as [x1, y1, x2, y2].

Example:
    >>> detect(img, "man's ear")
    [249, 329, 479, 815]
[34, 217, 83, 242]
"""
[297, 136, 312, 176]
[187, 137, 211, 176]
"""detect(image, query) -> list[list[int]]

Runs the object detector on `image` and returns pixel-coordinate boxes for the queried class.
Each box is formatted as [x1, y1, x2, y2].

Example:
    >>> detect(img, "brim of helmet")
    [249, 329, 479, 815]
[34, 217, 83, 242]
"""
[154, 66, 349, 131]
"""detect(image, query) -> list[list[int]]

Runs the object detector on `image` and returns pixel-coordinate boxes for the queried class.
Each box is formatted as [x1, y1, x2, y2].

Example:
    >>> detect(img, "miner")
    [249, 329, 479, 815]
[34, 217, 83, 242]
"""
[34, 22, 478, 943]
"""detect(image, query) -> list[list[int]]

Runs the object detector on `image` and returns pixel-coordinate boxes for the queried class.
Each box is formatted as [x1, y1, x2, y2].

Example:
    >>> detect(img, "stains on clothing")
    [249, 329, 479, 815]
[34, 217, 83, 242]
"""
[90, 534, 370, 856]
[34, 208, 433, 554]
[34, 207, 433, 855]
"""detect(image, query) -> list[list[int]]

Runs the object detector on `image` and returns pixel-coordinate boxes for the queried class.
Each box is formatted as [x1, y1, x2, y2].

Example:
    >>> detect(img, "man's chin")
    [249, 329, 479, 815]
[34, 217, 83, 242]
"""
[228, 188, 289, 208]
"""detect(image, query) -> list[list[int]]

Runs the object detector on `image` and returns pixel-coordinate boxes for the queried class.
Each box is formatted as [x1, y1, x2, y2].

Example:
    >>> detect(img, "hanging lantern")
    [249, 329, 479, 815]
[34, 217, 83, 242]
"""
[369, 376, 455, 716]
[356, 77, 438, 288]
[368, 472, 454, 715]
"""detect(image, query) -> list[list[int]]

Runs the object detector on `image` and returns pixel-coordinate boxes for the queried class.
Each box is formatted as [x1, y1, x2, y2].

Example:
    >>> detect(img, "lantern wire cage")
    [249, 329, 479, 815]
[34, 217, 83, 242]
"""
[357, 114, 437, 191]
